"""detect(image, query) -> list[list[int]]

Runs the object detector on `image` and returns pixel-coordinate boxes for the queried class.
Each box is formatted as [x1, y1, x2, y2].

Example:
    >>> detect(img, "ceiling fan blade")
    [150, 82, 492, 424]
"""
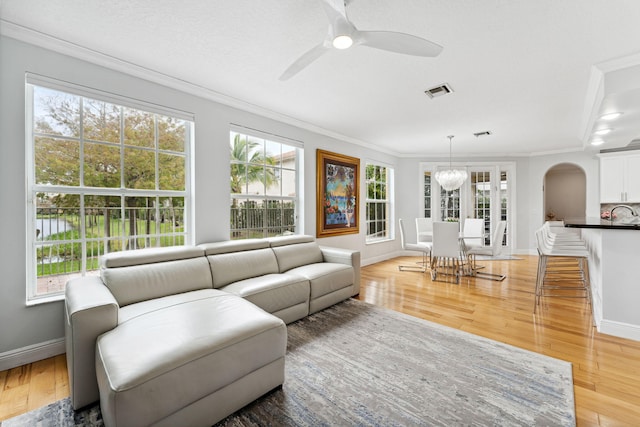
[320, 0, 348, 24]
[279, 43, 330, 81]
[320, 0, 356, 41]
[358, 30, 443, 57]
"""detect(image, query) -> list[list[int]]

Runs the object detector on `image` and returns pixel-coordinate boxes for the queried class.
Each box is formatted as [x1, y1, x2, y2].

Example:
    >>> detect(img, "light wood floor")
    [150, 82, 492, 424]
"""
[0, 353, 68, 421]
[1, 255, 640, 425]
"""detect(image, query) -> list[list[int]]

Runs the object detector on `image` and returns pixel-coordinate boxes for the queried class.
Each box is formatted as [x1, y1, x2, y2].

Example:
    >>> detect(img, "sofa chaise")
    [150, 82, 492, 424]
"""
[64, 234, 360, 426]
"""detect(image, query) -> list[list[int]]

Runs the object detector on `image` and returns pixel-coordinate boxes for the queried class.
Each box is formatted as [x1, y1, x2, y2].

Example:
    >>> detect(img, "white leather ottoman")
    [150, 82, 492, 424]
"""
[95, 291, 286, 427]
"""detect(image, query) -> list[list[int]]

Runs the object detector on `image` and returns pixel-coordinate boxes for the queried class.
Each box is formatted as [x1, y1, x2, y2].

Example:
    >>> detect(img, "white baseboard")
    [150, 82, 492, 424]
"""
[514, 248, 537, 256]
[361, 251, 403, 267]
[599, 319, 640, 342]
[0, 338, 65, 371]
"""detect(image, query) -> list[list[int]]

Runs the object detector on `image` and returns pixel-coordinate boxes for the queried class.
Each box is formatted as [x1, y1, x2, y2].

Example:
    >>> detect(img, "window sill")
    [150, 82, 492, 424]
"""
[26, 293, 64, 307]
[366, 237, 393, 245]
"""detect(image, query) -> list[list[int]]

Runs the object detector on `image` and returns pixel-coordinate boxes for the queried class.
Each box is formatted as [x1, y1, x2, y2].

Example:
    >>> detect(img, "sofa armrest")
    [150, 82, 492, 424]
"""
[319, 246, 361, 296]
[65, 276, 119, 409]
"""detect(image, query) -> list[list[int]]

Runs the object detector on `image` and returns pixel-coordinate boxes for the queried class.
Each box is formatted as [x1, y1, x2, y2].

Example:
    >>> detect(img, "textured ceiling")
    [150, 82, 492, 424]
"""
[2, 0, 640, 156]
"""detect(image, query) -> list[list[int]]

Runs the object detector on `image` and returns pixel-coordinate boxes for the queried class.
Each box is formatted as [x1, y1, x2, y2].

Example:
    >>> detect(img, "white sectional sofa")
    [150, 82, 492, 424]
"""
[64, 234, 360, 427]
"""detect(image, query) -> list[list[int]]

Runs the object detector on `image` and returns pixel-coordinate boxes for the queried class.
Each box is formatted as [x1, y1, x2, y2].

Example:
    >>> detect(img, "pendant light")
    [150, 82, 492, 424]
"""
[435, 135, 467, 191]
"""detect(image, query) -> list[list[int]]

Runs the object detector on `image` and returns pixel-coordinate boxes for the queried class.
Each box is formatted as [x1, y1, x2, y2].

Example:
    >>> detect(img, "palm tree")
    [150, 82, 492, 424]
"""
[230, 134, 278, 235]
[230, 134, 276, 195]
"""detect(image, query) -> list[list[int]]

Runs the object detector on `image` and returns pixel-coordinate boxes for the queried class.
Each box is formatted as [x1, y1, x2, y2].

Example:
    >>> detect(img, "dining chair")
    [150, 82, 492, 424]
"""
[415, 217, 433, 243]
[462, 218, 485, 249]
[466, 221, 507, 281]
[430, 221, 464, 284]
[398, 218, 432, 272]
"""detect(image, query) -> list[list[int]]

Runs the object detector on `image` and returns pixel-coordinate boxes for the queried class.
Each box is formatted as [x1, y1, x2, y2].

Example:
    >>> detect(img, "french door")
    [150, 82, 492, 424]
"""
[421, 163, 514, 249]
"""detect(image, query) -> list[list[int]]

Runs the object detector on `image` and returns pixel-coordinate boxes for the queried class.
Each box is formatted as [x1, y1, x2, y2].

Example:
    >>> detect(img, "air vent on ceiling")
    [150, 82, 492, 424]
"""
[473, 131, 492, 137]
[424, 83, 453, 99]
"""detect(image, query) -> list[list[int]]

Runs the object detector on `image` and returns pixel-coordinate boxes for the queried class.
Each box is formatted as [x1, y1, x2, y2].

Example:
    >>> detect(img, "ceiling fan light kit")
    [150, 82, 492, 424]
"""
[332, 35, 353, 49]
[435, 135, 468, 191]
[280, 0, 443, 80]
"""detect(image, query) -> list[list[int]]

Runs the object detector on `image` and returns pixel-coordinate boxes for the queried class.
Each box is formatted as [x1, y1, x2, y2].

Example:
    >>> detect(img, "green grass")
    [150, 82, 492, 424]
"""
[37, 214, 185, 277]
[37, 257, 100, 275]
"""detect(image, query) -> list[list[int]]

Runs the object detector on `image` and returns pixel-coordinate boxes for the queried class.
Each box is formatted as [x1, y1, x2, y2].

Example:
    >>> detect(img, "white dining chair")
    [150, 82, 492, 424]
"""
[466, 221, 507, 281]
[430, 221, 464, 284]
[398, 218, 432, 272]
[415, 217, 433, 243]
[462, 218, 485, 249]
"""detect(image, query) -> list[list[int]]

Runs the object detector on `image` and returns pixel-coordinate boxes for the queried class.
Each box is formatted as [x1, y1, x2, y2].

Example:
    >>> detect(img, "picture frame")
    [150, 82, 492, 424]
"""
[316, 149, 360, 237]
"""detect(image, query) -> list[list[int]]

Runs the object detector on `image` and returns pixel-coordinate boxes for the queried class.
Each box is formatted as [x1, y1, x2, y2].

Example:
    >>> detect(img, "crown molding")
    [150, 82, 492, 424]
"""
[595, 51, 640, 73]
[0, 19, 397, 156]
[1, 19, 605, 160]
[579, 52, 640, 149]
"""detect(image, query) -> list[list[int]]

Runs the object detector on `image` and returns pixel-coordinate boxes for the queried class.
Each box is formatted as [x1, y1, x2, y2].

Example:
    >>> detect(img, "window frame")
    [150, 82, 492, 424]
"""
[365, 162, 394, 243]
[25, 75, 194, 303]
[229, 127, 302, 240]
[419, 161, 515, 249]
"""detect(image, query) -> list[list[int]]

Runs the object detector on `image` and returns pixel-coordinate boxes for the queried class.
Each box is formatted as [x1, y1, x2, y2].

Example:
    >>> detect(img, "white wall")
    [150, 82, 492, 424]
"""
[393, 151, 600, 256]
[526, 152, 600, 252]
[0, 36, 399, 362]
[0, 34, 602, 365]
[544, 165, 587, 221]
[395, 156, 532, 254]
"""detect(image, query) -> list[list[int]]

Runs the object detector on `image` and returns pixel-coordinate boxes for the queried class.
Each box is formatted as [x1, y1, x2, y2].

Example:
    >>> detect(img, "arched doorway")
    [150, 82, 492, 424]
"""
[543, 163, 586, 222]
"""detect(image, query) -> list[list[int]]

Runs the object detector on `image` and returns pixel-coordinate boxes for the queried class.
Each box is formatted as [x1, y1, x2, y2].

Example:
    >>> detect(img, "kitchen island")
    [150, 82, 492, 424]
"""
[565, 218, 640, 341]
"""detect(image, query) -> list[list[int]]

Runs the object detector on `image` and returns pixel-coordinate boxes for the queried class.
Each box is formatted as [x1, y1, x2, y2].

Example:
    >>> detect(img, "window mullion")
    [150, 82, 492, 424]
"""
[229, 131, 300, 240]
[28, 82, 191, 302]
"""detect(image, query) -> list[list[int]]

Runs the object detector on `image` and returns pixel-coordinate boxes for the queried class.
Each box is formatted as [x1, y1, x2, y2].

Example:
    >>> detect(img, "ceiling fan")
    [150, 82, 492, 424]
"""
[279, 0, 443, 80]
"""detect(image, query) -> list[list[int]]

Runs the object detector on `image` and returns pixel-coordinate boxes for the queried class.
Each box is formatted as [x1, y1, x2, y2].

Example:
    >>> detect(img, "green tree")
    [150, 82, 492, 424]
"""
[366, 164, 386, 200]
[230, 134, 276, 194]
[33, 88, 186, 251]
[230, 134, 278, 236]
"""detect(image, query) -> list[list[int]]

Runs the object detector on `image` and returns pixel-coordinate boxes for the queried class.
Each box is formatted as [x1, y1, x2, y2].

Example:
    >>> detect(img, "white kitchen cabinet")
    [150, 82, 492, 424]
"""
[600, 153, 640, 203]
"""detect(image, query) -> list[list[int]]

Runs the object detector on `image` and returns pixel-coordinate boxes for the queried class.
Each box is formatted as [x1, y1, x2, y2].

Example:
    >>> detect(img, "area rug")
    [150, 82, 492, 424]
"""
[1, 299, 575, 426]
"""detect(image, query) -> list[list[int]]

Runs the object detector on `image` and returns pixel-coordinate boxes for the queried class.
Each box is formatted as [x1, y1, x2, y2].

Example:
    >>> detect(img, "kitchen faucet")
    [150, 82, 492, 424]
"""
[610, 204, 639, 220]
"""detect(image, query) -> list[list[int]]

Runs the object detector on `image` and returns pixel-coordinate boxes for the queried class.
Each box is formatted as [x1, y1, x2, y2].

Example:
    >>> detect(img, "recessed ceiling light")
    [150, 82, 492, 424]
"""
[594, 128, 612, 136]
[600, 112, 623, 121]
[590, 139, 605, 146]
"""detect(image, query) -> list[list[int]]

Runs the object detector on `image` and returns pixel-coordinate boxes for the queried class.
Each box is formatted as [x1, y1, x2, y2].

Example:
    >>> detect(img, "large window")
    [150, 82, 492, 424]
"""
[27, 79, 192, 301]
[421, 162, 514, 249]
[440, 187, 461, 221]
[423, 171, 432, 218]
[230, 130, 301, 239]
[366, 163, 393, 242]
[470, 171, 492, 245]
[500, 170, 509, 245]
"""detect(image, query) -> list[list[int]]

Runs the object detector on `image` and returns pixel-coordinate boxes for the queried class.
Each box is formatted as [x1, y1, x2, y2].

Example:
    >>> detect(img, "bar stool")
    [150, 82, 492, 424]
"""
[534, 226, 591, 313]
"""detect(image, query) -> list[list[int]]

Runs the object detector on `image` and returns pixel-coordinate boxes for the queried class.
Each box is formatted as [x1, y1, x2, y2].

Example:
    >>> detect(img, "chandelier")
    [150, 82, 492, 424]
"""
[435, 135, 467, 191]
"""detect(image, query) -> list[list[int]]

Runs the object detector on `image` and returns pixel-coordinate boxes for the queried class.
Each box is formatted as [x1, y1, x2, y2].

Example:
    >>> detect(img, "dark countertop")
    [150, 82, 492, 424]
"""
[564, 217, 640, 230]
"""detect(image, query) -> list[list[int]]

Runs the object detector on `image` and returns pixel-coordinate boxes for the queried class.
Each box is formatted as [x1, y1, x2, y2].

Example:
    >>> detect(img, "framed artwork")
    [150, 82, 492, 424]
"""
[316, 149, 360, 237]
